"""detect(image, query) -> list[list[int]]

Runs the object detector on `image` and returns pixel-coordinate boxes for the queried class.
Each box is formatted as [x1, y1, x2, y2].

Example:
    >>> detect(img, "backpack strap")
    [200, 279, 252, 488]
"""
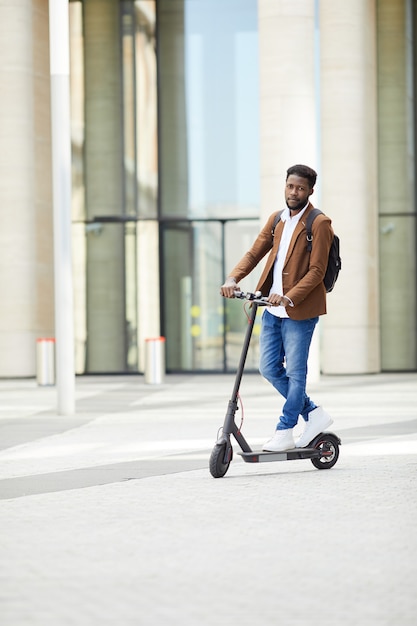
[272, 208, 324, 249]
[305, 208, 323, 252]
[271, 210, 284, 237]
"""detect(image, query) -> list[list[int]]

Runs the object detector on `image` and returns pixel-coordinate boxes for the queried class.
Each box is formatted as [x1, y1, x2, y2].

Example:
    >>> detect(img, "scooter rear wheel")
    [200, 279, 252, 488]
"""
[209, 442, 232, 478]
[311, 435, 339, 470]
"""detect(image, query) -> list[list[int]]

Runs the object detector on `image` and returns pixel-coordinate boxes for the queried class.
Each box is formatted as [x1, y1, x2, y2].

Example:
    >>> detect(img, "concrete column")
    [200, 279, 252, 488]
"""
[258, 0, 320, 381]
[320, 0, 380, 373]
[33, 0, 54, 348]
[258, 0, 318, 219]
[0, 0, 54, 377]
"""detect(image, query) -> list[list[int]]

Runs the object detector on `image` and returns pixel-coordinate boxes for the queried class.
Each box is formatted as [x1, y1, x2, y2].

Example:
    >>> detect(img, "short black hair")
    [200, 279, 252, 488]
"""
[286, 164, 317, 189]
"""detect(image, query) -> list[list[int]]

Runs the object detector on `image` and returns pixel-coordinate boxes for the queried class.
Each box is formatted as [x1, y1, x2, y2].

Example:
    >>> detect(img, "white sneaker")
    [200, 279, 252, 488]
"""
[295, 407, 333, 448]
[263, 429, 295, 452]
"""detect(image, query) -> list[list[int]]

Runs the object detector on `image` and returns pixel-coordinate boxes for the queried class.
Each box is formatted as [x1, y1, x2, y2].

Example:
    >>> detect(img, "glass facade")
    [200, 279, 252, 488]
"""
[158, 0, 261, 371]
[158, 0, 260, 220]
[70, 0, 261, 373]
[377, 0, 417, 370]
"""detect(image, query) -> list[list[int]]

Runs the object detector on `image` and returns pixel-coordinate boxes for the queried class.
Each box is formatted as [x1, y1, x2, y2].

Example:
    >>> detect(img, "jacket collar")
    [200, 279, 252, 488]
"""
[281, 201, 310, 223]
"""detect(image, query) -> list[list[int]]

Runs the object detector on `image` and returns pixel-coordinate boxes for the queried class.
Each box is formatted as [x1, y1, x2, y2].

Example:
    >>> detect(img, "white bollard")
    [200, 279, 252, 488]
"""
[145, 337, 166, 384]
[36, 338, 56, 386]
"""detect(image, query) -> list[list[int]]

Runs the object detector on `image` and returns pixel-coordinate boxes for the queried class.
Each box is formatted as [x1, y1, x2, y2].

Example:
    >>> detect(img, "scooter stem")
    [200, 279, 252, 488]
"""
[230, 302, 258, 401]
[217, 302, 259, 454]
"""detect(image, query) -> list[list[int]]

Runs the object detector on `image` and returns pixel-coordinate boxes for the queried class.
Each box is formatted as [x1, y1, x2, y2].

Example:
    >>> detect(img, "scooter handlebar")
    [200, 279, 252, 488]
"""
[233, 290, 270, 305]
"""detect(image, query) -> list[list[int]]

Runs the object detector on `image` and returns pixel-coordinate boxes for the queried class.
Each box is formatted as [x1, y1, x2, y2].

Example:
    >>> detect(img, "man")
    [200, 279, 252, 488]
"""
[220, 164, 334, 452]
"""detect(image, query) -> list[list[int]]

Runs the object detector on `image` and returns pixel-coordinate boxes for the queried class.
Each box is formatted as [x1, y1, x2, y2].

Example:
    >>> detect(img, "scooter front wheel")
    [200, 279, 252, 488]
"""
[209, 442, 233, 478]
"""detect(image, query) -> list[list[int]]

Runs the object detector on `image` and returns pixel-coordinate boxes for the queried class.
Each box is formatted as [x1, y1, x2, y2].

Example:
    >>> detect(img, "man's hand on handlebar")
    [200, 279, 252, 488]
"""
[220, 277, 239, 298]
[220, 284, 294, 308]
[266, 293, 293, 307]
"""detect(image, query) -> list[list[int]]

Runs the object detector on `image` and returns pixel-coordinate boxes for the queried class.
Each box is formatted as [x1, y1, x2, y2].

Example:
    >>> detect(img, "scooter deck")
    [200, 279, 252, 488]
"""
[238, 447, 320, 464]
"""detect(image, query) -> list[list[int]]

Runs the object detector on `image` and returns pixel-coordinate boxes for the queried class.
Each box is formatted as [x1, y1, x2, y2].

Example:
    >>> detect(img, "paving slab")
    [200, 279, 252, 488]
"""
[0, 373, 416, 625]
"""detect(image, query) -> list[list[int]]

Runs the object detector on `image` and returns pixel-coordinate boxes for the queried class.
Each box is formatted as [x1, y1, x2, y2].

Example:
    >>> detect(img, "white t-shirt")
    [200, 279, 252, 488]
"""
[268, 204, 308, 318]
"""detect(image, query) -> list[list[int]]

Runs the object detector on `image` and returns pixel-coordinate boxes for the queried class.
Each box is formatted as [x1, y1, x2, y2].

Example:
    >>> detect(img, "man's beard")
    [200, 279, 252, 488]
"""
[286, 198, 306, 212]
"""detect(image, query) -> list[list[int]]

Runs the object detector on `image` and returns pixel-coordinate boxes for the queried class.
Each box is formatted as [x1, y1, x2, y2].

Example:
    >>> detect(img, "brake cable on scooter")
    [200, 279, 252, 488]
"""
[236, 392, 245, 434]
[237, 300, 257, 433]
[218, 292, 262, 439]
[216, 392, 245, 439]
[243, 301, 252, 322]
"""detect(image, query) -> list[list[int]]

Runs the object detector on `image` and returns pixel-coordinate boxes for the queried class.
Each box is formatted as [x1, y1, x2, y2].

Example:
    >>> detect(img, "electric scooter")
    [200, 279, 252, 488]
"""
[209, 290, 341, 478]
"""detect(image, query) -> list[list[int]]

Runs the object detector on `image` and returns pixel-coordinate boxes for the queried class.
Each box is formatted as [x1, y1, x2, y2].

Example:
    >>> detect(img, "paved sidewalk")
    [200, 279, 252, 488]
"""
[0, 372, 416, 625]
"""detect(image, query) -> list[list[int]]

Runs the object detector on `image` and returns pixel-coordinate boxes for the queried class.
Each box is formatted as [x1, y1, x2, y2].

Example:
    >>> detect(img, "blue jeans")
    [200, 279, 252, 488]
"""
[259, 310, 318, 430]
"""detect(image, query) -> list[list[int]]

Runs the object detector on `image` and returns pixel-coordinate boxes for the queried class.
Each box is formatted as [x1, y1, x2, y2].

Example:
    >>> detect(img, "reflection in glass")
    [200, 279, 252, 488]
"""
[125, 221, 138, 369]
[159, 0, 259, 219]
[121, 1, 158, 218]
[162, 218, 262, 372]
[70, 0, 158, 373]
[158, 0, 261, 371]
[69, 2, 86, 373]
[69, 0, 260, 373]
[162, 221, 224, 370]
[224, 220, 262, 371]
[135, 1, 158, 218]
[121, 3, 136, 215]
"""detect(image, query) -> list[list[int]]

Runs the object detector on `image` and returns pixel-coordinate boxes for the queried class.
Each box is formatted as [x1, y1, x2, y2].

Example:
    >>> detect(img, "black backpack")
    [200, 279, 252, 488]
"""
[272, 208, 341, 293]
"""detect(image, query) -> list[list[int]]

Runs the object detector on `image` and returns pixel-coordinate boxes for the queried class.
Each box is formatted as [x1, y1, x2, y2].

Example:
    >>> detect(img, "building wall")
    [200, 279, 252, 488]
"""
[257, 0, 318, 205]
[0, 0, 414, 377]
[320, 0, 380, 373]
[0, 0, 54, 377]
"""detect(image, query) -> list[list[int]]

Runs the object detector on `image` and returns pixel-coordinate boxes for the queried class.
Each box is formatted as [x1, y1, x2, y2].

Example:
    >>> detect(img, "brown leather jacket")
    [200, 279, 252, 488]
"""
[229, 203, 334, 320]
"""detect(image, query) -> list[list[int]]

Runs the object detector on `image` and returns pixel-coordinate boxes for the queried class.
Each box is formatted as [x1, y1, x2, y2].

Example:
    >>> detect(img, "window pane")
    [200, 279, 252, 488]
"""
[121, 2, 136, 216]
[159, 0, 260, 218]
[135, 1, 158, 217]
[162, 221, 223, 370]
[224, 220, 262, 371]
[121, 1, 158, 218]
